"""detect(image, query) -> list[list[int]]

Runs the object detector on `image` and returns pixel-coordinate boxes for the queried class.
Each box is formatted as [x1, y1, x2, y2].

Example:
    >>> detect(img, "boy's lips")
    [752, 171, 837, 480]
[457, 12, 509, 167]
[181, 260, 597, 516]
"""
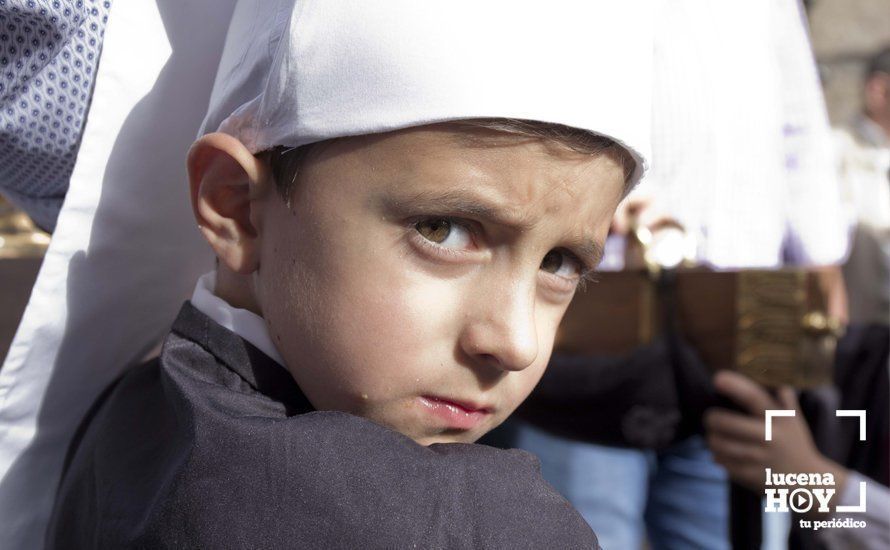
[418, 395, 493, 430]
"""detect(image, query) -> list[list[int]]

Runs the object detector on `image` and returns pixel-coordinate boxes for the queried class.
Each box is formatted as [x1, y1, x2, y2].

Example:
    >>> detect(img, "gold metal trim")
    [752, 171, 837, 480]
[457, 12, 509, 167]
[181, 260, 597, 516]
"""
[735, 270, 835, 388]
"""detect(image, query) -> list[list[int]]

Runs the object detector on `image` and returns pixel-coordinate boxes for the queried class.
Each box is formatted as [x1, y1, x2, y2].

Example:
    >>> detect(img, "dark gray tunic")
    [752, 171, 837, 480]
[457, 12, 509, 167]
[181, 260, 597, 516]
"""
[47, 303, 598, 549]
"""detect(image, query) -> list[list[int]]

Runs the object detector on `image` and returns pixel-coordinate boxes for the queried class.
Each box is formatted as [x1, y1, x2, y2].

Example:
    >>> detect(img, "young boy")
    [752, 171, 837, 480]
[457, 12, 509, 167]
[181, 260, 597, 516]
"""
[46, 1, 652, 547]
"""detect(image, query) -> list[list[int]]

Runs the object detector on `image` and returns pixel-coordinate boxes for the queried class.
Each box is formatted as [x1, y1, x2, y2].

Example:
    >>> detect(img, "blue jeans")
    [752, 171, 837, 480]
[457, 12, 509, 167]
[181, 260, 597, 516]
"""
[512, 421, 730, 550]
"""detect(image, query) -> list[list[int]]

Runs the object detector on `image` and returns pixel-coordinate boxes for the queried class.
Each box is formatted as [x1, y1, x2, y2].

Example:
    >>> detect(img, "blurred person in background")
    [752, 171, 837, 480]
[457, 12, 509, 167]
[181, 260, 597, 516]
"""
[826, 42, 890, 522]
[497, 1, 849, 548]
[834, 46, 890, 328]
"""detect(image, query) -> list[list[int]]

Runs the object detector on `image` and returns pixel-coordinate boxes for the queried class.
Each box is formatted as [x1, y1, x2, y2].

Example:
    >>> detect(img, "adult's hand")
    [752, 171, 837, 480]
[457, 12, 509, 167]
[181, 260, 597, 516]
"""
[704, 371, 848, 495]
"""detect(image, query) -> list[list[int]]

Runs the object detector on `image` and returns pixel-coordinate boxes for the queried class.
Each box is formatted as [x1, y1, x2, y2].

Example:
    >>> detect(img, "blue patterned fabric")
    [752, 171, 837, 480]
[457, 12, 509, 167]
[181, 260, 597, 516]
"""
[0, 0, 111, 231]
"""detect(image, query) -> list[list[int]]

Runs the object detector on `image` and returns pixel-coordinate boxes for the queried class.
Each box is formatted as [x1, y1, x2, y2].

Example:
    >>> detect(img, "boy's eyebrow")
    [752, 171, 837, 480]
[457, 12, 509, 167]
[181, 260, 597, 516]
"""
[383, 188, 537, 231]
[382, 188, 606, 267]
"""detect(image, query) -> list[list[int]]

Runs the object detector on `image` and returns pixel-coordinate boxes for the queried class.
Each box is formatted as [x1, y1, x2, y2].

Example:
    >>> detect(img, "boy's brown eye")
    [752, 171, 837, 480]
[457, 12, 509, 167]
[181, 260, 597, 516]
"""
[541, 250, 581, 277]
[415, 218, 452, 244]
[540, 250, 563, 273]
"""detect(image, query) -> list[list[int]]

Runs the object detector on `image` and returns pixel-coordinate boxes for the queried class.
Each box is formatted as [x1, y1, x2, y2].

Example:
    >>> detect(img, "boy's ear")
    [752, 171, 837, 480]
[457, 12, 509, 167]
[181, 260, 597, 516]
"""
[187, 132, 271, 274]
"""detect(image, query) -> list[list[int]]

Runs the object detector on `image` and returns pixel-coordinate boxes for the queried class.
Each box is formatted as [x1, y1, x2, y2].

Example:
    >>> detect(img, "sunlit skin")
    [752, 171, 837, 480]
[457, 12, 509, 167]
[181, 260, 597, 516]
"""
[188, 124, 626, 445]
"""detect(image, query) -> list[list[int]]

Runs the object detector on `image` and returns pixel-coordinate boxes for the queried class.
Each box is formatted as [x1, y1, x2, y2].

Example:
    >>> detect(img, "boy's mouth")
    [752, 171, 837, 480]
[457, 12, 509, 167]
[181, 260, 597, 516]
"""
[418, 395, 492, 430]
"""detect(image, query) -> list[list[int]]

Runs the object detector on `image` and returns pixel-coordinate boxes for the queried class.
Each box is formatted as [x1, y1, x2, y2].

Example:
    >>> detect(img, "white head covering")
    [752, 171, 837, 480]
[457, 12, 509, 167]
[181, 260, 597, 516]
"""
[0, 1, 654, 545]
[203, 0, 652, 182]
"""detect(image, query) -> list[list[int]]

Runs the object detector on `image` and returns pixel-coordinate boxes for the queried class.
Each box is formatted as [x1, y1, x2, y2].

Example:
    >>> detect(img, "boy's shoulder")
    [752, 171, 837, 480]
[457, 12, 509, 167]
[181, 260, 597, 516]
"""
[47, 303, 599, 549]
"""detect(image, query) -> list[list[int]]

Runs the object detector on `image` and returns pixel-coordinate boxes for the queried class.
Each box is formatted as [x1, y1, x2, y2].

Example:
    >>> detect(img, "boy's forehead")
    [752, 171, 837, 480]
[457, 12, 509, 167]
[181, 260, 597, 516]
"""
[336, 125, 618, 183]
[351, 128, 624, 243]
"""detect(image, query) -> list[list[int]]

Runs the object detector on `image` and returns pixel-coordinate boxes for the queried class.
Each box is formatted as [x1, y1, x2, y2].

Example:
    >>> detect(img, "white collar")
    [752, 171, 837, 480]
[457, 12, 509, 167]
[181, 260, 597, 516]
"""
[190, 271, 286, 367]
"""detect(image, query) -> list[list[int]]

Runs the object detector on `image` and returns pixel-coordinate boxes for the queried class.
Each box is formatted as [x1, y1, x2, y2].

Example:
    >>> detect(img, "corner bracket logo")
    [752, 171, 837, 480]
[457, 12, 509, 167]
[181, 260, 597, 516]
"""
[763, 409, 869, 531]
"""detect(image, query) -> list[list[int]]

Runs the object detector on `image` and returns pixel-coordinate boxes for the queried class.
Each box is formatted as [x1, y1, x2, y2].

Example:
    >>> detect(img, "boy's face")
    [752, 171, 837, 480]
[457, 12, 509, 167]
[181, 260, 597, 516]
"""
[253, 126, 626, 445]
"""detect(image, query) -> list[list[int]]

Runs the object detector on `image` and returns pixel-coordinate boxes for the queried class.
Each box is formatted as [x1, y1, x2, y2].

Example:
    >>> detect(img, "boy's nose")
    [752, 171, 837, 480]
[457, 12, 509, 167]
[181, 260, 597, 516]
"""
[459, 283, 539, 373]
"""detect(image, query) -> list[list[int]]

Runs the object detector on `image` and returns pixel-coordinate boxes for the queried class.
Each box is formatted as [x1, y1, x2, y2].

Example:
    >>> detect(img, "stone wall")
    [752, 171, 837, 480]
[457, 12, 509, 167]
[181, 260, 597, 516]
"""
[807, 0, 890, 125]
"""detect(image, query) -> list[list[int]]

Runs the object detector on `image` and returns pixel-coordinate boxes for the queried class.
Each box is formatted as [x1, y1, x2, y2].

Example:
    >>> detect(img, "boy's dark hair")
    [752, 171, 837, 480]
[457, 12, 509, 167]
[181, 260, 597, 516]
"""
[261, 119, 637, 204]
